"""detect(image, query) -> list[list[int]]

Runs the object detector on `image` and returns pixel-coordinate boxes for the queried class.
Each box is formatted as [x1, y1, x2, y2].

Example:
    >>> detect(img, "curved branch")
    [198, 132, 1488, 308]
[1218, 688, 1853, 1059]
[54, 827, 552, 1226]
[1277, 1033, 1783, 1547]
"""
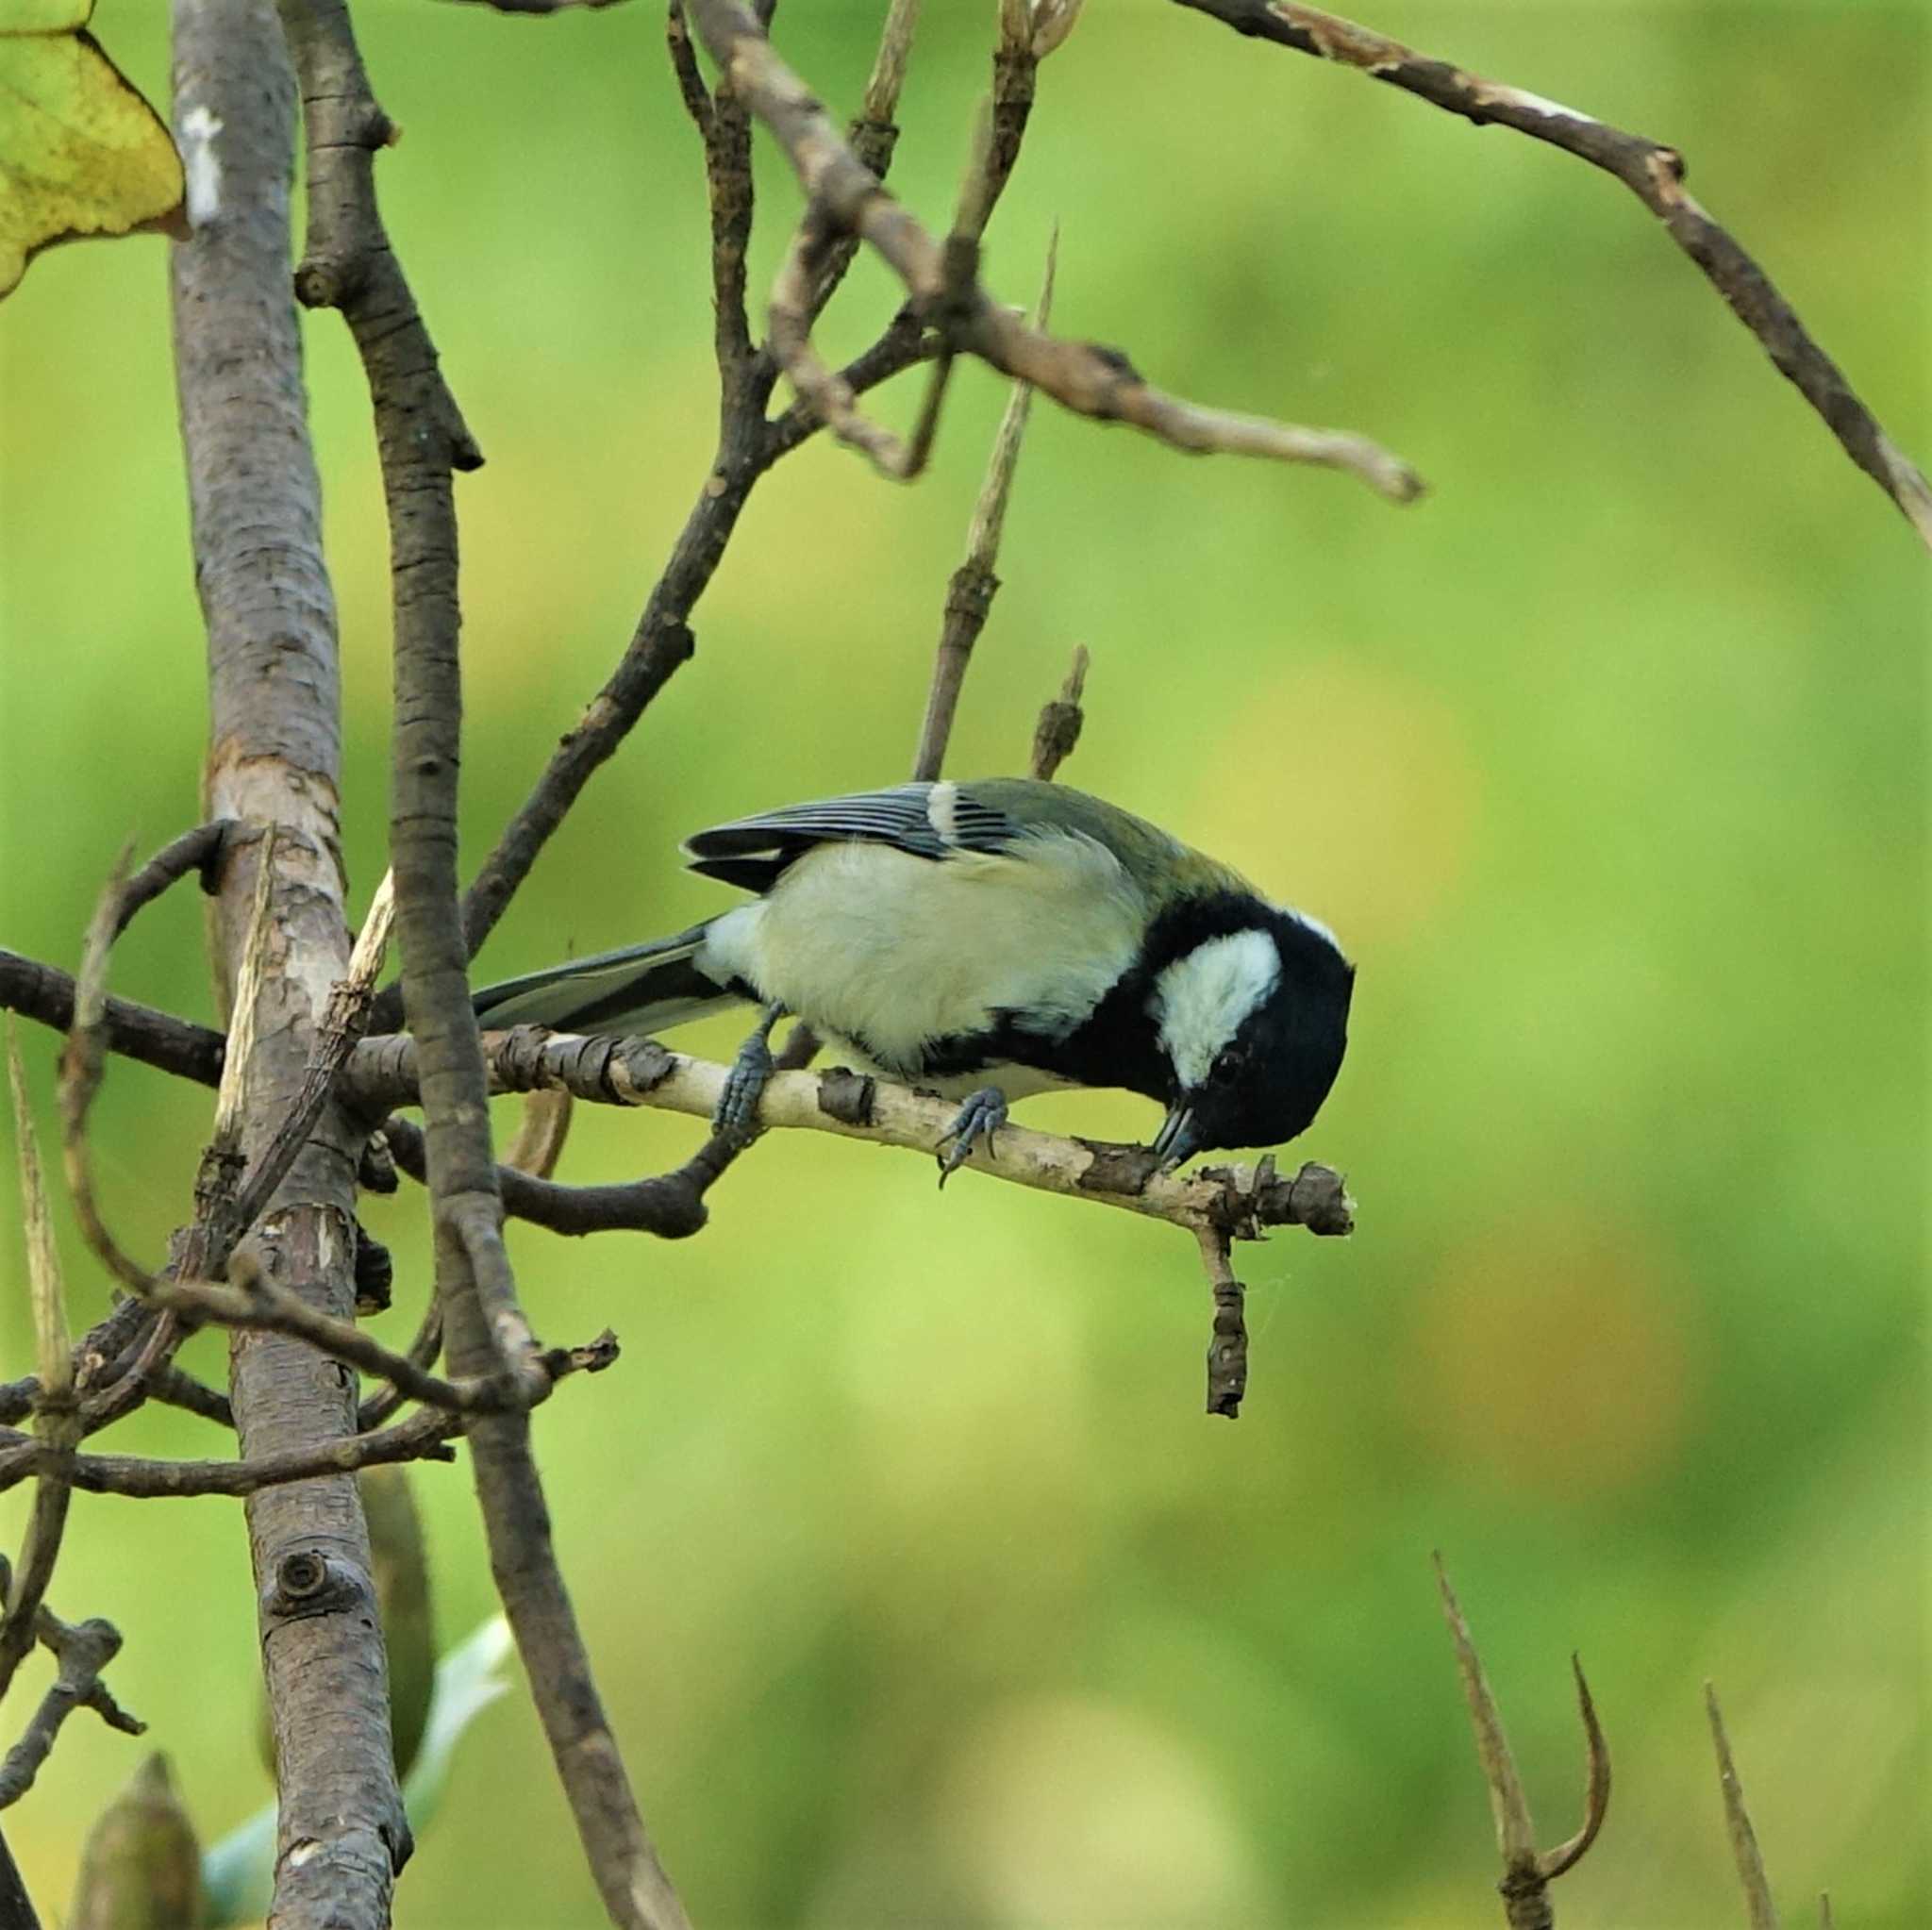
[1174, 0, 1932, 546]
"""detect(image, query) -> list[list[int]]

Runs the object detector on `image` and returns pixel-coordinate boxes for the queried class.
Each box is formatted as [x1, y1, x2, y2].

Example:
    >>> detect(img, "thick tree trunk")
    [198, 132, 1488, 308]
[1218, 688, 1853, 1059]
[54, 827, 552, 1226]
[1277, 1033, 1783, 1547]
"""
[168, 3, 405, 1923]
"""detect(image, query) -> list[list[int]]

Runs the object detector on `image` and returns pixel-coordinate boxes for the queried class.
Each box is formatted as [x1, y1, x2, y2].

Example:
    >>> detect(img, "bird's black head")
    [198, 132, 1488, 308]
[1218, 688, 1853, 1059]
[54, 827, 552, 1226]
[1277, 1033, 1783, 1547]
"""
[1145, 896, 1354, 1167]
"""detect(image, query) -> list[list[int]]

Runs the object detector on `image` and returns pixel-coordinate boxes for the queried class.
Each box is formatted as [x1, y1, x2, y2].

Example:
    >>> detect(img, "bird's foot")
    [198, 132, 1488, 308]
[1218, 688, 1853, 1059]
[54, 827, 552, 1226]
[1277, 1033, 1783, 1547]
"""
[935, 1086, 1008, 1190]
[712, 1004, 785, 1146]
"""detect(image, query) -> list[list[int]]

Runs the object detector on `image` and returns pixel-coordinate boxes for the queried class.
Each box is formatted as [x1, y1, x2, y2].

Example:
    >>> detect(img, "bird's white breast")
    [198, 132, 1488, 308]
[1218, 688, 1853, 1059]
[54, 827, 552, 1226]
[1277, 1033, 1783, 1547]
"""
[699, 832, 1145, 1079]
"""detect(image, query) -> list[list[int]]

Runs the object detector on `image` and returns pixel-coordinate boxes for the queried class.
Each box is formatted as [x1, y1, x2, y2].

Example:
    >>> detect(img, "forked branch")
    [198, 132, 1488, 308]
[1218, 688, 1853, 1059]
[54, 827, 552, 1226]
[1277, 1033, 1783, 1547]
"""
[685, 0, 1423, 500]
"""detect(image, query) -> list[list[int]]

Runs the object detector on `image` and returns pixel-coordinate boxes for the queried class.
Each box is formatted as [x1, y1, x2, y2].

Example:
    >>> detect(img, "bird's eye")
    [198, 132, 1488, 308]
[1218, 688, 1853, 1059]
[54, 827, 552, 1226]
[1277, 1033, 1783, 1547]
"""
[1210, 1046, 1245, 1086]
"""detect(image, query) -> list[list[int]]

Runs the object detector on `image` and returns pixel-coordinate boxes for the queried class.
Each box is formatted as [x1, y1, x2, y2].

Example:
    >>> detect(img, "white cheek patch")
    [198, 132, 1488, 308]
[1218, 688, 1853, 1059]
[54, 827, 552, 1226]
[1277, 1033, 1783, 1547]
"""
[1153, 929, 1281, 1090]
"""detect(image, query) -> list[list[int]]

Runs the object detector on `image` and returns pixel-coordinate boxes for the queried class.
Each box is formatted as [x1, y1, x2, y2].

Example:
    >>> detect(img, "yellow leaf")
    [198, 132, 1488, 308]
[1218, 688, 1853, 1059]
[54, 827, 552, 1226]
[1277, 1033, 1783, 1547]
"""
[0, 0, 185, 298]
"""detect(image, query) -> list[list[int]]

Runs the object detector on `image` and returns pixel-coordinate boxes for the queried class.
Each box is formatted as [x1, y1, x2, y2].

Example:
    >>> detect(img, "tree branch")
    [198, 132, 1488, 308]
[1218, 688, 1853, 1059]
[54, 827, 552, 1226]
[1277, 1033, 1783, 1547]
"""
[172, 0, 408, 1913]
[911, 238, 1056, 780]
[448, 1, 933, 971]
[687, 0, 1421, 499]
[1435, 1555, 1612, 1927]
[0, 1602, 144, 1811]
[1173, 0, 1932, 547]
[349, 1030, 1356, 1243]
[278, 5, 690, 1921]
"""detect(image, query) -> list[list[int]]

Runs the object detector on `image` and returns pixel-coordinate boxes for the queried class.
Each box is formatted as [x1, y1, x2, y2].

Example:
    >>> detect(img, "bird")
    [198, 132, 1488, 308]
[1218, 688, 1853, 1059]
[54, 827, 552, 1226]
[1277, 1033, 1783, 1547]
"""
[471, 778, 1354, 1179]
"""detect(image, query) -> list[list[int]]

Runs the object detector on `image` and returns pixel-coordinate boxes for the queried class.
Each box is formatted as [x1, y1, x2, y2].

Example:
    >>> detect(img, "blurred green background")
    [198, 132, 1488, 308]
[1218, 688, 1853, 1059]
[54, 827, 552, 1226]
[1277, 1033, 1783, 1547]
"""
[1, 3, 1925, 1925]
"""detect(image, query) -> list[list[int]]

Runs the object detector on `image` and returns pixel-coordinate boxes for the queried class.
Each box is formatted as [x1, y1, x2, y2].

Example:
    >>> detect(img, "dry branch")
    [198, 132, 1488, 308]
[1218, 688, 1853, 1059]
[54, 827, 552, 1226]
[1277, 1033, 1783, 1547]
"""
[108, 822, 231, 940]
[1174, 0, 1932, 547]
[447, 1, 933, 972]
[687, 0, 1421, 499]
[1029, 644, 1089, 781]
[1706, 1683, 1780, 1930]
[173, 1, 410, 1912]
[0, 1601, 143, 1811]
[278, 3, 690, 1920]
[911, 240, 1057, 782]
[1435, 1556, 1610, 1928]
[0, 1035, 80, 1707]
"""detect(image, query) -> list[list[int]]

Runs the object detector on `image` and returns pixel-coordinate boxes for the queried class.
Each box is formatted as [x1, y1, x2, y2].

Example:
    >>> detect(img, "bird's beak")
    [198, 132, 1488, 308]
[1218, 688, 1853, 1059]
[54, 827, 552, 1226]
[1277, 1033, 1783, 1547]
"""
[1152, 1103, 1199, 1171]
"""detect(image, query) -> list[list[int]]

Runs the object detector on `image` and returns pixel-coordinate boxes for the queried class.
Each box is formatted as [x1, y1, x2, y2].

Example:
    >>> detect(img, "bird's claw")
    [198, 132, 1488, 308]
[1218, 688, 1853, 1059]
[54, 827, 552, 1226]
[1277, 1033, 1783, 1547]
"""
[935, 1087, 1008, 1190]
[712, 1024, 777, 1146]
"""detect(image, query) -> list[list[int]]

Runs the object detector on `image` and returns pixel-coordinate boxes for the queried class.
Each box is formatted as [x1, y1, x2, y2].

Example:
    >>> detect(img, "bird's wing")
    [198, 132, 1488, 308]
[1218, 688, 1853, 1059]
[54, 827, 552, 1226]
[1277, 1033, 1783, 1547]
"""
[683, 782, 1021, 891]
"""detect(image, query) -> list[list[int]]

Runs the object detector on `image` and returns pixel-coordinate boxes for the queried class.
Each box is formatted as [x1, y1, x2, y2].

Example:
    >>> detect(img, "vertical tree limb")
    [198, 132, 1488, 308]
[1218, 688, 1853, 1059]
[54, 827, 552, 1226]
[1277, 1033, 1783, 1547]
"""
[168, 4, 407, 1921]
[276, 7, 690, 1923]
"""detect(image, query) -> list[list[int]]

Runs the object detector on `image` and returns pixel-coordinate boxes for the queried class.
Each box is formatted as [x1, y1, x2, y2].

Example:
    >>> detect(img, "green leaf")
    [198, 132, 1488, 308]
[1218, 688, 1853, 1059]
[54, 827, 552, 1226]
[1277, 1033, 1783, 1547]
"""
[0, 0, 184, 299]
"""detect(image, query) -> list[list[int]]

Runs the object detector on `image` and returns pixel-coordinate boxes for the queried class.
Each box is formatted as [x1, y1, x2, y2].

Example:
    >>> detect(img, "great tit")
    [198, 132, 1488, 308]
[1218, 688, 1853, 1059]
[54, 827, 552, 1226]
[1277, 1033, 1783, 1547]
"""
[472, 778, 1353, 1174]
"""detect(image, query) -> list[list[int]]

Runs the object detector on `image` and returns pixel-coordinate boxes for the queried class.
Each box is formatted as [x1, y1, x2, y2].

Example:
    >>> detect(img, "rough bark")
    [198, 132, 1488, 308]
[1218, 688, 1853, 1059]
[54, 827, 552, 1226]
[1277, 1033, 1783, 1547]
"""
[168, 3, 405, 1922]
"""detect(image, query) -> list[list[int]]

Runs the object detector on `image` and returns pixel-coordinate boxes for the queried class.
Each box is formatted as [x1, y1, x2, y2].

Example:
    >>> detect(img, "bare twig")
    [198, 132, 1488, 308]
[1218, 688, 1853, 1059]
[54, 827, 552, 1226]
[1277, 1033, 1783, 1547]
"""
[447, 3, 934, 968]
[357, 1295, 444, 1432]
[1029, 643, 1089, 780]
[781, 0, 921, 329]
[109, 821, 232, 939]
[0, 1035, 81, 1705]
[1707, 1682, 1780, 1930]
[912, 237, 1058, 781]
[147, 1252, 543, 1417]
[0, 1606, 142, 1810]
[770, 0, 1060, 476]
[0, 948, 225, 1089]
[1434, 1556, 1611, 1928]
[142, 1364, 234, 1430]
[0, 1408, 460, 1501]
[0, 1341, 613, 1501]
[663, 2, 713, 138]
[503, 1087, 575, 1180]
[687, 0, 1422, 499]
[390, 1115, 729, 1241]
[58, 854, 156, 1296]
[1174, 0, 1931, 547]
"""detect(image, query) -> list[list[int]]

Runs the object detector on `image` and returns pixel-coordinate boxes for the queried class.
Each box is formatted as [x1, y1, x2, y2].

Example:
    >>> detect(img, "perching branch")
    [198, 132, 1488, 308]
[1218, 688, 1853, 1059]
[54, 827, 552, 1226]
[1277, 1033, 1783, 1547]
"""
[687, 0, 1422, 499]
[1435, 1555, 1611, 1929]
[349, 1029, 1356, 1244]
[1174, 0, 1932, 548]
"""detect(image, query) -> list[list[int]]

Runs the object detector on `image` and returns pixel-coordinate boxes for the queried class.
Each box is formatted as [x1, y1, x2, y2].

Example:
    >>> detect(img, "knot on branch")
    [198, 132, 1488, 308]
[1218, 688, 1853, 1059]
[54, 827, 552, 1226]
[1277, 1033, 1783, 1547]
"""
[816, 1066, 875, 1127]
[264, 1547, 368, 1623]
[291, 254, 365, 312]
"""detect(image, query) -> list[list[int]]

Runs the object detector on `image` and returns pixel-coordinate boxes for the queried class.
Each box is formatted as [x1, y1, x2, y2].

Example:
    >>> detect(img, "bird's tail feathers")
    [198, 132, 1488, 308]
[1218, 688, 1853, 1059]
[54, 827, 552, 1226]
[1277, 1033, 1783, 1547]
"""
[472, 922, 739, 1037]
